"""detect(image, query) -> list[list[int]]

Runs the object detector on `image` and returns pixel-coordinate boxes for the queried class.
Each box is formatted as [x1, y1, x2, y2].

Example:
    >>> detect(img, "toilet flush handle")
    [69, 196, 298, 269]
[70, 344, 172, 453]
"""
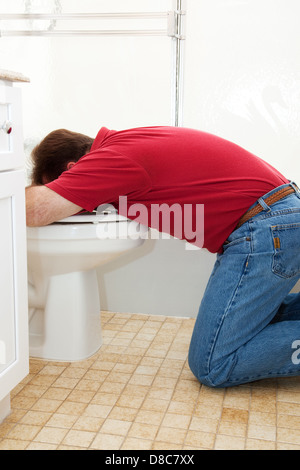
[1, 120, 12, 135]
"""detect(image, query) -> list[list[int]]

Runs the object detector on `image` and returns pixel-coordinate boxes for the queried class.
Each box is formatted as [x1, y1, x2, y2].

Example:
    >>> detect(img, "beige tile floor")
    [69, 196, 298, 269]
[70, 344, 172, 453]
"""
[0, 311, 300, 450]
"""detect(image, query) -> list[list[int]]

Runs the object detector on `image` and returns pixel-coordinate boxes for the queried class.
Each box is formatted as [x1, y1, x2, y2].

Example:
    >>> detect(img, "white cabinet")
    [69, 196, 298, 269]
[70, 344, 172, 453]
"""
[0, 76, 29, 422]
[0, 86, 23, 171]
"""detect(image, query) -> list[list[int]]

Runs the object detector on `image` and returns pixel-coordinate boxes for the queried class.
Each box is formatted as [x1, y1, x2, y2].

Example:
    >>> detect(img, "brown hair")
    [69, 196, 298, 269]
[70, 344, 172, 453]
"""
[31, 129, 94, 184]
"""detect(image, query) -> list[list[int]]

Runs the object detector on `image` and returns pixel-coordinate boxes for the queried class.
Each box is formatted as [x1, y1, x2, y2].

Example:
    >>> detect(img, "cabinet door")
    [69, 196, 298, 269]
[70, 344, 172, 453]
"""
[0, 85, 23, 171]
[0, 192, 16, 374]
[0, 170, 29, 402]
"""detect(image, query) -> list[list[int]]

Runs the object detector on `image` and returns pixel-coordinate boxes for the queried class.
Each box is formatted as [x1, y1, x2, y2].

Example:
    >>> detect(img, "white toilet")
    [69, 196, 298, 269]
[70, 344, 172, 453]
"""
[26, 207, 147, 362]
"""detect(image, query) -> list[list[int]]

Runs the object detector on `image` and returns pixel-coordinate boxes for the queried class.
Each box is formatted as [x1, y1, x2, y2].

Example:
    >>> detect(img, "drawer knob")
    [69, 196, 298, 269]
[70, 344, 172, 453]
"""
[1, 121, 12, 135]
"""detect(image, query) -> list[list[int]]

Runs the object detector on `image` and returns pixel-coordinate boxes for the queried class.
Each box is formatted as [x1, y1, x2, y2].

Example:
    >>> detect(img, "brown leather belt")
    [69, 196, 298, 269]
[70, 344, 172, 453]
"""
[236, 185, 296, 230]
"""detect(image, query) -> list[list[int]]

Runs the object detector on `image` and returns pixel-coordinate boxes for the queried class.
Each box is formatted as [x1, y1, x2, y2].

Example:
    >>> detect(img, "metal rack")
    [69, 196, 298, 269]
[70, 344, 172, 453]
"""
[0, 11, 184, 38]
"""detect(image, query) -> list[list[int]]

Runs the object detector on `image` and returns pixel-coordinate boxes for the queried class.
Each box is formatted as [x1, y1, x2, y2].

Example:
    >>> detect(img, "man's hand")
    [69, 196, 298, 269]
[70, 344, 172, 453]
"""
[26, 185, 83, 227]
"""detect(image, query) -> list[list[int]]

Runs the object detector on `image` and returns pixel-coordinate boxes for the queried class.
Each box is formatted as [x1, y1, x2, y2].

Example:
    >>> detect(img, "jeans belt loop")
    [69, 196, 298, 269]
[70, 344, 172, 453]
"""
[290, 182, 300, 199]
[257, 197, 271, 211]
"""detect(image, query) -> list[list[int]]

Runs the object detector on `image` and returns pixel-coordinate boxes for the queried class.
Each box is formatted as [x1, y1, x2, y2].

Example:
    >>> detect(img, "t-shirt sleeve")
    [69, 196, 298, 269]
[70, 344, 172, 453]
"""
[45, 149, 151, 212]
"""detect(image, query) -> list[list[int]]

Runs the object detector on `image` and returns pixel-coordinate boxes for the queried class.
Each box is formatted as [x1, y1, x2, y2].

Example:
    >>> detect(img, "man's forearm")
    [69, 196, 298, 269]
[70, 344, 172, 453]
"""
[25, 185, 83, 227]
[26, 185, 45, 226]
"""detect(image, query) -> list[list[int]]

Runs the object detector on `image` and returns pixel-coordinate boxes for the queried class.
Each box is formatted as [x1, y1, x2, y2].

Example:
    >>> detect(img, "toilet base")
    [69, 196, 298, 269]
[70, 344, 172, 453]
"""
[29, 269, 102, 362]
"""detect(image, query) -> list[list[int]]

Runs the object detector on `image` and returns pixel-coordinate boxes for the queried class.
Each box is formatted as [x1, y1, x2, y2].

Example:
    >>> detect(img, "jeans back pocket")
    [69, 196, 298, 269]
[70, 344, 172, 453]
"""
[271, 223, 300, 279]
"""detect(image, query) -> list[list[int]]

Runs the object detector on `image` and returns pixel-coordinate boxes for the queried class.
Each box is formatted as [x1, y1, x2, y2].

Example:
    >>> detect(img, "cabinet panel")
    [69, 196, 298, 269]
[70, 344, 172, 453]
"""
[0, 170, 28, 402]
[0, 85, 23, 171]
[0, 101, 11, 155]
[0, 195, 16, 374]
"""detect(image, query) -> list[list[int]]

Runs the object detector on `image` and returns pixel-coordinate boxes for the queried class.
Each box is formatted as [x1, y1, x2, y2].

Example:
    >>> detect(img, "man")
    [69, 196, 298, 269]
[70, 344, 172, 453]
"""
[26, 126, 300, 388]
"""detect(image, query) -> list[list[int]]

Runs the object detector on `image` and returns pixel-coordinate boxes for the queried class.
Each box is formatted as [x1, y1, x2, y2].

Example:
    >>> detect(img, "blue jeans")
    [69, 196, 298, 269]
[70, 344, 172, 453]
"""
[188, 183, 300, 388]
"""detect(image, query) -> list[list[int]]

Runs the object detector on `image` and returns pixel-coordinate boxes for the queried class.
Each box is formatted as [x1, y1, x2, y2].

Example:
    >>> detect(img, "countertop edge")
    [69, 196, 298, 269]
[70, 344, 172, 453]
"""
[0, 69, 30, 83]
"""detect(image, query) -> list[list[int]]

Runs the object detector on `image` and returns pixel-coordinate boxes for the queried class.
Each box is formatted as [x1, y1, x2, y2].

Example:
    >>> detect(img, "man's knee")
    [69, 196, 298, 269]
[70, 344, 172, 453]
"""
[188, 348, 237, 389]
[188, 348, 217, 388]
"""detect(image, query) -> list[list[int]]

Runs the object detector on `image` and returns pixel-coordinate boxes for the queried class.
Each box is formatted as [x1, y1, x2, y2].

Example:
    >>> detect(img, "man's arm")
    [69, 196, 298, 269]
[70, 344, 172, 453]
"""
[26, 185, 83, 227]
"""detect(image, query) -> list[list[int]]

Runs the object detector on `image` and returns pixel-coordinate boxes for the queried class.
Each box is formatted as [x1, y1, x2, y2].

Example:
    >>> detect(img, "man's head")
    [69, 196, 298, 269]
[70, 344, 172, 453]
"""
[31, 129, 94, 185]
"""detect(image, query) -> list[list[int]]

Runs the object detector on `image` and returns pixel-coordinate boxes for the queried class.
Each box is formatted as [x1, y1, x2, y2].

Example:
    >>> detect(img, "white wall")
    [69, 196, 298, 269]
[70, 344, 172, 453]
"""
[0, 0, 174, 153]
[184, 0, 300, 182]
[1, 0, 300, 317]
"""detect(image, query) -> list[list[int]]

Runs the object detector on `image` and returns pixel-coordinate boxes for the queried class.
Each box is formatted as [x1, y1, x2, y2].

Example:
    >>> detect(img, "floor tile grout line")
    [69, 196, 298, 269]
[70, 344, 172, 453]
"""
[114, 317, 188, 450]
[24, 357, 98, 448]
[245, 384, 252, 450]
[127, 316, 193, 450]
[146, 318, 192, 450]
[86, 314, 175, 450]
[212, 387, 225, 450]
[1, 312, 300, 450]
[181, 383, 202, 450]
[275, 378, 278, 450]
[1, 325, 128, 447]
[87, 313, 145, 450]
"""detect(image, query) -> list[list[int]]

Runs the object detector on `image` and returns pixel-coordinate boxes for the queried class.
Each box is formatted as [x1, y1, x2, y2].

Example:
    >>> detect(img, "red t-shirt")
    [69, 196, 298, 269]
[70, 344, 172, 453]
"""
[46, 126, 288, 253]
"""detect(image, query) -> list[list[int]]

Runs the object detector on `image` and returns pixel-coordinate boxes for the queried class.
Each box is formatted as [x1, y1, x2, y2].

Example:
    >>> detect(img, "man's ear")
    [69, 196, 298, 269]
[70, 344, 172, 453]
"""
[67, 161, 76, 170]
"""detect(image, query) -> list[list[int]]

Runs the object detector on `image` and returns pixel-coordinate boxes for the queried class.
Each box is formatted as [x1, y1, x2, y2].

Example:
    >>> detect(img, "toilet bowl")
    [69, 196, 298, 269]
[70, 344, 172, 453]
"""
[27, 207, 148, 362]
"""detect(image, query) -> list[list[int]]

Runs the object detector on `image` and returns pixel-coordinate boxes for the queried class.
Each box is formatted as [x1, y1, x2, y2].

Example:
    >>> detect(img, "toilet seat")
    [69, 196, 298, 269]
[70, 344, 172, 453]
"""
[56, 208, 128, 224]
[27, 206, 147, 241]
